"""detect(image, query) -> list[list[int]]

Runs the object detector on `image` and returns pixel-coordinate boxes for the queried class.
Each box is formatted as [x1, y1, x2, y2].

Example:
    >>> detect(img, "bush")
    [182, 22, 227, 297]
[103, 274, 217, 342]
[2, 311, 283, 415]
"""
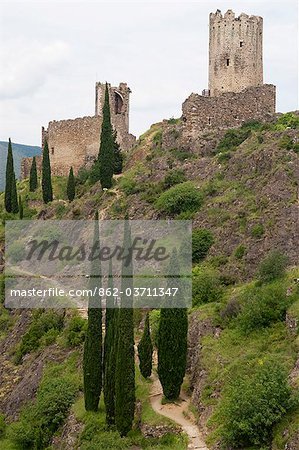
[275, 112, 299, 130]
[257, 250, 288, 283]
[251, 223, 264, 238]
[64, 315, 87, 347]
[155, 182, 203, 216]
[0, 414, 6, 438]
[163, 169, 186, 188]
[119, 175, 139, 195]
[192, 267, 223, 306]
[192, 229, 214, 263]
[215, 360, 292, 447]
[234, 244, 246, 259]
[279, 134, 294, 150]
[15, 310, 64, 362]
[237, 283, 290, 334]
[9, 376, 77, 449]
[149, 309, 160, 348]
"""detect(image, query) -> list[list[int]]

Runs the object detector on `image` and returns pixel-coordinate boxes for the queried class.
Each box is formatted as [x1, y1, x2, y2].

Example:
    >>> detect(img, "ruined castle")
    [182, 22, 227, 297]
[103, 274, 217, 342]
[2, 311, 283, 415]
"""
[21, 82, 136, 178]
[181, 9, 276, 140]
[21, 9, 276, 179]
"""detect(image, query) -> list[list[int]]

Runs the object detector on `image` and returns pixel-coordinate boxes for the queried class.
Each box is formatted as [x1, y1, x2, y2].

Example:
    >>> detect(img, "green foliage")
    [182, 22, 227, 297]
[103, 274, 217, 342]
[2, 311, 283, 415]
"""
[64, 315, 86, 347]
[234, 243, 246, 259]
[251, 223, 265, 238]
[113, 131, 123, 174]
[216, 128, 251, 154]
[158, 250, 188, 400]
[119, 174, 139, 195]
[103, 261, 118, 426]
[214, 360, 293, 447]
[5, 139, 19, 214]
[155, 182, 203, 216]
[163, 169, 186, 189]
[192, 267, 223, 306]
[89, 160, 101, 185]
[115, 221, 135, 436]
[83, 212, 103, 411]
[167, 117, 180, 124]
[29, 156, 38, 192]
[237, 282, 292, 334]
[98, 83, 114, 189]
[149, 309, 160, 348]
[0, 415, 6, 439]
[192, 229, 214, 263]
[14, 310, 64, 363]
[171, 148, 193, 161]
[257, 250, 288, 283]
[279, 134, 294, 150]
[275, 112, 299, 130]
[77, 166, 91, 185]
[8, 364, 77, 449]
[152, 130, 162, 148]
[41, 140, 53, 203]
[138, 312, 153, 378]
[67, 166, 76, 201]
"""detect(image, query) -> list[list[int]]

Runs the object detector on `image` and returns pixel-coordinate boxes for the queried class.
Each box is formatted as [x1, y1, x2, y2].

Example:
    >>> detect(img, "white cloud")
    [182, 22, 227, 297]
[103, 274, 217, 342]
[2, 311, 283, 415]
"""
[0, 40, 70, 100]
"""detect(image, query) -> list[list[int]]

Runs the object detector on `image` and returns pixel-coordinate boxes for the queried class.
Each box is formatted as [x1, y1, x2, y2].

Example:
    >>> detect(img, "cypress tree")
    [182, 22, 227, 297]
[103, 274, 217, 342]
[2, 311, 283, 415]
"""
[113, 131, 123, 175]
[11, 171, 19, 214]
[103, 259, 118, 425]
[42, 140, 53, 203]
[115, 220, 135, 436]
[19, 196, 23, 220]
[83, 211, 102, 411]
[157, 249, 188, 400]
[98, 83, 114, 189]
[5, 138, 18, 213]
[67, 167, 75, 201]
[29, 156, 38, 192]
[138, 312, 153, 378]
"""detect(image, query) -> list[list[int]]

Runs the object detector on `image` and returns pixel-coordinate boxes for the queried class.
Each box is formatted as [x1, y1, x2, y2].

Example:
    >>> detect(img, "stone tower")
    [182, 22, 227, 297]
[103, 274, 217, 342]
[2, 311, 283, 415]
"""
[95, 82, 131, 146]
[208, 9, 263, 97]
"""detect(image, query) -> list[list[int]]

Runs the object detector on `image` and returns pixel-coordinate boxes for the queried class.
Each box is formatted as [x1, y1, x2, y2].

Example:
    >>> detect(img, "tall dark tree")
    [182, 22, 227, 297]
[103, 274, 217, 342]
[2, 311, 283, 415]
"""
[113, 131, 123, 175]
[67, 167, 75, 201]
[29, 156, 38, 192]
[158, 249, 188, 400]
[103, 259, 118, 425]
[138, 312, 153, 378]
[115, 220, 135, 436]
[83, 211, 102, 411]
[19, 196, 23, 220]
[5, 138, 18, 213]
[98, 83, 114, 189]
[42, 140, 53, 204]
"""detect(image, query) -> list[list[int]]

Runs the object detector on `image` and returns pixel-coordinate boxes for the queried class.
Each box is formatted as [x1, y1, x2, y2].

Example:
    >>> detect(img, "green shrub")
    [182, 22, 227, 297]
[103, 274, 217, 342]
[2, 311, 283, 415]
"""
[251, 223, 264, 238]
[237, 283, 290, 334]
[192, 229, 214, 263]
[149, 309, 160, 348]
[9, 376, 77, 449]
[155, 182, 203, 216]
[163, 169, 186, 188]
[214, 360, 292, 447]
[119, 175, 139, 195]
[76, 167, 91, 184]
[171, 148, 193, 161]
[81, 431, 130, 449]
[15, 310, 64, 362]
[192, 267, 223, 306]
[0, 414, 6, 438]
[140, 182, 164, 204]
[279, 135, 294, 150]
[257, 250, 288, 283]
[64, 315, 87, 347]
[275, 112, 299, 130]
[216, 128, 251, 153]
[234, 244, 246, 259]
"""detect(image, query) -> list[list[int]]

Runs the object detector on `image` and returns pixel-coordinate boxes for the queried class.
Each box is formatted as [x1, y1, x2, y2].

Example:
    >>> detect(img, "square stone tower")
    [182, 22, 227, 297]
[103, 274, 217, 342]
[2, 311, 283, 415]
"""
[208, 9, 263, 97]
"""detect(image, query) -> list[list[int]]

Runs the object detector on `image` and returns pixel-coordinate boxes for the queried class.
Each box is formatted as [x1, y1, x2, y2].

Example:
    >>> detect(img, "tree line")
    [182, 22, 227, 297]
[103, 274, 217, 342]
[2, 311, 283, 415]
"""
[4, 83, 123, 215]
[83, 213, 188, 436]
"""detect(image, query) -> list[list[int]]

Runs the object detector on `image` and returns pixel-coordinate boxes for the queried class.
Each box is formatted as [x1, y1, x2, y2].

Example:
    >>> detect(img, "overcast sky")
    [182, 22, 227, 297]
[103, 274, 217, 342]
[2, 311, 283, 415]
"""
[0, 0, 298, 146]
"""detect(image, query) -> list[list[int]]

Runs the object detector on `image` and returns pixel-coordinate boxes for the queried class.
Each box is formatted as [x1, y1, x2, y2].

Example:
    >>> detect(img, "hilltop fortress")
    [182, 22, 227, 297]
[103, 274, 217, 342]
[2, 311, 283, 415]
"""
[21, 9, 276, 179]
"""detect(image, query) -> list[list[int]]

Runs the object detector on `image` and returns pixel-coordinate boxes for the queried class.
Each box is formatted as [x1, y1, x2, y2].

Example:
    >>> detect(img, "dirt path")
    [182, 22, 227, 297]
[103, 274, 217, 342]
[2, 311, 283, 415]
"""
[150, 375, 209, 450]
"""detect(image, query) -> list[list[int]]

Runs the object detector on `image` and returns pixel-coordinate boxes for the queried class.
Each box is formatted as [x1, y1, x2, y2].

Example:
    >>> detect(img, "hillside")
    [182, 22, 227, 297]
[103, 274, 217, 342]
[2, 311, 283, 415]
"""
[0, 113, 298, 449]
[0, 141, 41, 191]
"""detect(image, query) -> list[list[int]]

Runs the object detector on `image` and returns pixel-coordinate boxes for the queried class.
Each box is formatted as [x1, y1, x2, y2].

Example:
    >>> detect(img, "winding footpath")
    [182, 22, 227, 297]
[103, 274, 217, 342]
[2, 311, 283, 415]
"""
[150, 375, 209, 450]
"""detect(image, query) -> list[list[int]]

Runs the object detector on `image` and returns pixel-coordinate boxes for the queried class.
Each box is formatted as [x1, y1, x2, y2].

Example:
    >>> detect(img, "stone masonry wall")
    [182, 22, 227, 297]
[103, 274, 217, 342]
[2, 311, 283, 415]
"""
[182, 84, 276, 140]
[209, 10, 263, 96]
